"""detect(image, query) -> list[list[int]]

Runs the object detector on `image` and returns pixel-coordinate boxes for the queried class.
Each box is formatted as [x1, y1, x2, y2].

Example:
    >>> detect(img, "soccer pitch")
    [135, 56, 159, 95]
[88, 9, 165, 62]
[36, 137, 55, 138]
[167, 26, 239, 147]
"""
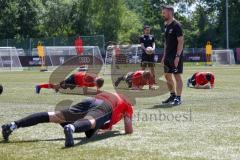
[0, 66, 240, 160]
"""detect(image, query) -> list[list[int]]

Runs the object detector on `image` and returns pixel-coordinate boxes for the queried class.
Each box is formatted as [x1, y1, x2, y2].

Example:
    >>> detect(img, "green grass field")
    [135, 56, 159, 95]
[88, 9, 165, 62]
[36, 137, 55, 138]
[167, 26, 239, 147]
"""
[0, 66, 240, 160]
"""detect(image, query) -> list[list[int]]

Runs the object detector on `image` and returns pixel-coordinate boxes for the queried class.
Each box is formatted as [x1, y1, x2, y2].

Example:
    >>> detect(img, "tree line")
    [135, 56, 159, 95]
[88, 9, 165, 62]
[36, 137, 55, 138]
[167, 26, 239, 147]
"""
[0, 0, 240, 48]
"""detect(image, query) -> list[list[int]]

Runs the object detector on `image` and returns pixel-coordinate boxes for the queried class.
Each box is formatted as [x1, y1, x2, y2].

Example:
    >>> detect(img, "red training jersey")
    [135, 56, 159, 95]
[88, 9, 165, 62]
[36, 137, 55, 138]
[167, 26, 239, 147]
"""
[131, 70, 154, 88]
[95, 92, 133, 129]
[194, 72, 215, 87]
[73, 72, 96, 87]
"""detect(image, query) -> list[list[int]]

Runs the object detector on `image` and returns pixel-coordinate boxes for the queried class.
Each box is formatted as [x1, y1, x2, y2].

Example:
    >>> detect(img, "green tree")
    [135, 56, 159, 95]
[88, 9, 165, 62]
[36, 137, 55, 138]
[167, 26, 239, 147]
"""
[1, 0, 240, 49]
[0, 0, 19, 38]
[70, 0, 93, 35]
[41, 0, 74, 37]
[16, 0, 40, 38]
[118, 4, 142, 43]
[214, 0, 240, 48]
[92, 0, 122, 42]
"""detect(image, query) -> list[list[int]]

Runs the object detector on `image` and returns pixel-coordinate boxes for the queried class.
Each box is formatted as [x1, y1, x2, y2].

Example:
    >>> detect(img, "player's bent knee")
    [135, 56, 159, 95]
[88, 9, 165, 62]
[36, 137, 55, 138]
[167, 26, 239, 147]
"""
[84, 116, 96, 129]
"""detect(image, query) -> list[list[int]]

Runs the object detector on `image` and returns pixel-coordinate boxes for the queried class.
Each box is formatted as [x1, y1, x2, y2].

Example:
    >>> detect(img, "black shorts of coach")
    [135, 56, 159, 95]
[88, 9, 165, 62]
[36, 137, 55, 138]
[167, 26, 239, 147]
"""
[164, 56, 183, 74]
[141, 53, 155, 68]
[59, 98, 112, 136]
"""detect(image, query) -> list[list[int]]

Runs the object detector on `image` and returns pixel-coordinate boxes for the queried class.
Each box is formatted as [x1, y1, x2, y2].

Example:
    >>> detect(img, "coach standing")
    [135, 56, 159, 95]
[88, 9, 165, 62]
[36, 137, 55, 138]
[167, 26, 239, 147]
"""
[140, 25, 156, 81]
[161, 6, 184, 106]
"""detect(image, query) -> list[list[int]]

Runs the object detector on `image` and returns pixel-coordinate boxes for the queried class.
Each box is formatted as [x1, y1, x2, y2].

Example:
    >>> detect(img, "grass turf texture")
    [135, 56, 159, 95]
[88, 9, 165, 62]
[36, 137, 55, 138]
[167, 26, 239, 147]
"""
[0, 66, 240, 160]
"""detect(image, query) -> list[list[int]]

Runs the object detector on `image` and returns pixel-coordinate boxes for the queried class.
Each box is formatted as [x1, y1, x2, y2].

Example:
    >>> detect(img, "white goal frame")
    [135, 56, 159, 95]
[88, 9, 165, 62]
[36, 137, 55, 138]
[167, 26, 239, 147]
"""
[104, 44, 142, 75]
[0, 47, 23, 71]
[212, 49, 235, 65]
[32, 46, 104, 67]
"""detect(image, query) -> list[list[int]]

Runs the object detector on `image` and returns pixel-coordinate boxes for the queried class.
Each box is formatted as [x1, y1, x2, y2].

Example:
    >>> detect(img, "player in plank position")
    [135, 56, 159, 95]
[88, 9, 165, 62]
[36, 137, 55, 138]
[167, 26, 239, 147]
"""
[1, 91, 133, 147]
[35, 71, 104, 94]
[114, 70, 155, 90]
[187, 72, 215, 89]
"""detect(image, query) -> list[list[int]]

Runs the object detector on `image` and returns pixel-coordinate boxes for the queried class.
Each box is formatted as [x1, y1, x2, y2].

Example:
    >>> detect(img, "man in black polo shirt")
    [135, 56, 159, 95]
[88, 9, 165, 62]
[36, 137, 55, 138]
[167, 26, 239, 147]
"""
[161, 6, 184, 105]
[140, 25, 156, 81]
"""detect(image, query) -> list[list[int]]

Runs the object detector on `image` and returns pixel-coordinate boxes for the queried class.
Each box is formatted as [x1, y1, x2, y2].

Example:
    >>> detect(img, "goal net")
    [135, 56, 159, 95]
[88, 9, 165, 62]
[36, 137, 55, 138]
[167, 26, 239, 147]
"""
[32, 46, 103, 67]
[0, 47, 23, 71]
[212, 50, 235, 65]
[104, 44, 142, 75]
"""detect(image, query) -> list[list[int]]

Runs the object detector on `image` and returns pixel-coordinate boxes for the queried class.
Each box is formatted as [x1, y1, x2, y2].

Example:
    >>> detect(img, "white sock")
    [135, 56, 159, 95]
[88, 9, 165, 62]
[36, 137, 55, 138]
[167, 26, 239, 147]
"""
[68, 124, 75, 132]
[10, 122, 17, 131]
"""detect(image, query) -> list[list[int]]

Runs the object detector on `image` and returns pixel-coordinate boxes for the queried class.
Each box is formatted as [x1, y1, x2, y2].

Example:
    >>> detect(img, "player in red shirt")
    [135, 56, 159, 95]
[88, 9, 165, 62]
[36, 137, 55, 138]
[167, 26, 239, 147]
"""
[187, 72, 215, 89]
[2, 92, 133, 148]
[114, 70, 155, 90]
[75, 36, 84, 55]
[35, 71, 104, 94]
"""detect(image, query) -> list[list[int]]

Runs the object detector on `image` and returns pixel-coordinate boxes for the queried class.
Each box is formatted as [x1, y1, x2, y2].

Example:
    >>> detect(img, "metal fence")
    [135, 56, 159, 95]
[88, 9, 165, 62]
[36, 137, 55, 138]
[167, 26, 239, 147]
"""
[0, 35, 208, 57]
[0, 35, 105, 56]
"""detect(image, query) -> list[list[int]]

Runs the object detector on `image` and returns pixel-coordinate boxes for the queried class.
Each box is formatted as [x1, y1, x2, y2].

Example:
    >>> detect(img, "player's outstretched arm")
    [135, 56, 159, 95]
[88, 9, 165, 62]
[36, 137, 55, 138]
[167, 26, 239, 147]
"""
[83, 87, 99, 95]
[124, 116, 133, 134]
[195, 84, 211, 89]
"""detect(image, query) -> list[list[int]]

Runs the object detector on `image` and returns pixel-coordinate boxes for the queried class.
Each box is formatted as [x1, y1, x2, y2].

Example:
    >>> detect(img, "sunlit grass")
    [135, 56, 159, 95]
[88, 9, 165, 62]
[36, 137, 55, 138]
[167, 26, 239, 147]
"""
[0, 66, 240, 160]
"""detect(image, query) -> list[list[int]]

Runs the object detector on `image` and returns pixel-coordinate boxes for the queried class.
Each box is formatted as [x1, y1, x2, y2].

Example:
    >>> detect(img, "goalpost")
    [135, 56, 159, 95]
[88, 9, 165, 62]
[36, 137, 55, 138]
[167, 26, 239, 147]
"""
[0, 47, 23, 71]
[32, 46, 104, 67]
[212, 49, 235, 65]
[104, 44, 142, 75]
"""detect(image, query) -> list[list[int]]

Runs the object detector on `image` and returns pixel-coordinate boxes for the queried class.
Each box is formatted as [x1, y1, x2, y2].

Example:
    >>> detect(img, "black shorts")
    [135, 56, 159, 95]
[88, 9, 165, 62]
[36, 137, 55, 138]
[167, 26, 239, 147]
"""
[141, 53, 155, 68]
[85, 102, 112, 129]
[60, 98, 98, 125]
[125, 72, 134, 88]
[60, 98, 112, 128]
[190, 73, 197, 86]
[164, 56, 183, 74]
[64, 75, 76, 85]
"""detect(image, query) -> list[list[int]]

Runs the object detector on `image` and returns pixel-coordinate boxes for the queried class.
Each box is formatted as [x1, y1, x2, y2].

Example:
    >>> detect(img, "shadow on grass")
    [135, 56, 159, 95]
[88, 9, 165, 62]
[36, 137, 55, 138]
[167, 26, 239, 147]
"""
[0, 137, 67, 144]
[115, 87, 149, 91]
[0, 130, 124, 147]
[73, 130, 124, 147]
[148, 103, 177, 109]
